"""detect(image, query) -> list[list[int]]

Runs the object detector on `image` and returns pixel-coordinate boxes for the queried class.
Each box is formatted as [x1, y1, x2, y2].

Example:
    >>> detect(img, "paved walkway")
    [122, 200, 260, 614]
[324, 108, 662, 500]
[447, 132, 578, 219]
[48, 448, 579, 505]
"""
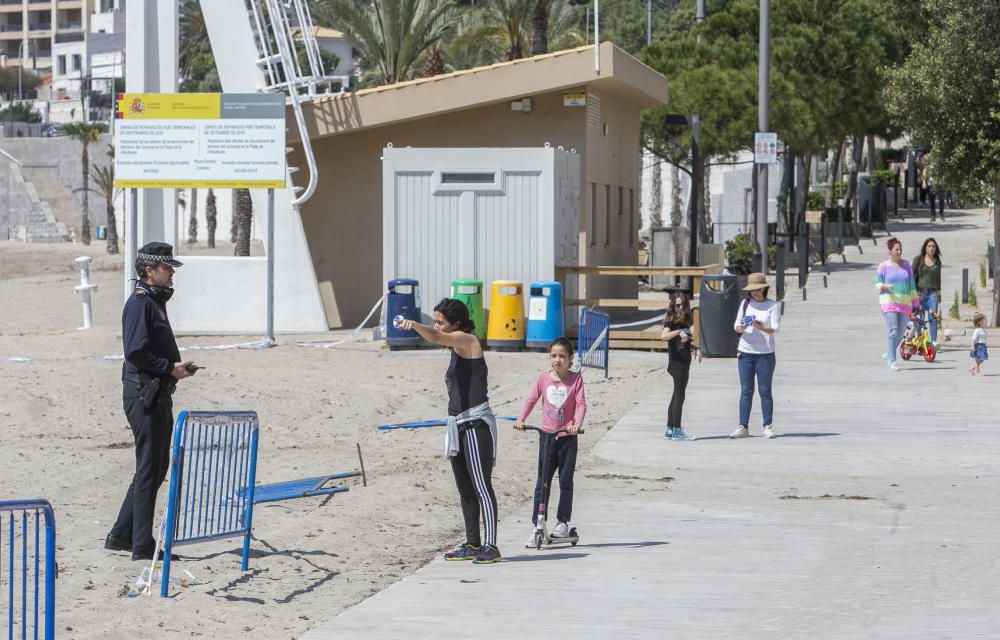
[304, 207, 999, 639]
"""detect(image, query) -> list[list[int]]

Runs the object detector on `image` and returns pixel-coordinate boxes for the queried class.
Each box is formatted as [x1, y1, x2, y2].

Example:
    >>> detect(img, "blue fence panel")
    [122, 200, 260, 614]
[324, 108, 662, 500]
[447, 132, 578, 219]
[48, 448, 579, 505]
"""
[578, 308, 610, 378]
[0, 500, 55, 640]
[161, 410, 259, 597]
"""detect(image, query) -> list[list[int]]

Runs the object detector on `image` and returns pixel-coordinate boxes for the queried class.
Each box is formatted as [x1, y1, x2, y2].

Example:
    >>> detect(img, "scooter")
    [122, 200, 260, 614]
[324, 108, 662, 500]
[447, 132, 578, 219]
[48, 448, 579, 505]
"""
[520, 425, 582, 550]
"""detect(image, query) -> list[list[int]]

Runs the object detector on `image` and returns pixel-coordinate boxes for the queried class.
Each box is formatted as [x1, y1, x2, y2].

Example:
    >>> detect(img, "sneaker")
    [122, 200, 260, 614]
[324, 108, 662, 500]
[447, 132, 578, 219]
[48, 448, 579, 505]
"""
[444, 542, 480, 561]
[550, 522, 570, 538]
[525, 530, 541, 548]
[472, 545, 502, 564]
[888, 361, 899, 372]
[663, 427, 674, 439]
[729, 426, 750, 439]
[762, 425, 776, 439]
[670, 427, 695, 441]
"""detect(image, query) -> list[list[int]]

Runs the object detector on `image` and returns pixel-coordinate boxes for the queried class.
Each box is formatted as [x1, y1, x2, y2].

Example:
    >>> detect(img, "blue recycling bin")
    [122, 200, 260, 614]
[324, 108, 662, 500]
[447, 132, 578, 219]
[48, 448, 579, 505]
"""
[386, 278, 422, 348]
[526, 281, 564, 349]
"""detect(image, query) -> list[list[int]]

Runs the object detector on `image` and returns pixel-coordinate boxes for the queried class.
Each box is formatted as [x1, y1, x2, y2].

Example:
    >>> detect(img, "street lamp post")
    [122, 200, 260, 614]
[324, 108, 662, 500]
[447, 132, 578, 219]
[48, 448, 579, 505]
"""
[755, 0, 771, 274]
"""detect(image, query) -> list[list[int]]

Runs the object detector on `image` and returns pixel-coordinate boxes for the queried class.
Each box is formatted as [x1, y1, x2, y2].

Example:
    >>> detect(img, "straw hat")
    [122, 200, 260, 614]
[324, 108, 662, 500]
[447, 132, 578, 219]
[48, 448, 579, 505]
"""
[742, 273, 768, 291]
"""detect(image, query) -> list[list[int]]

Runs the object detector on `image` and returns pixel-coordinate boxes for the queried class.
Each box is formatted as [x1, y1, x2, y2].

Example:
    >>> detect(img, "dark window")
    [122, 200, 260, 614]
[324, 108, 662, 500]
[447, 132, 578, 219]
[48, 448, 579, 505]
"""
[590, 183, 596, 247]
[604, 185, 611, 246]
[440, 172, 495, 184]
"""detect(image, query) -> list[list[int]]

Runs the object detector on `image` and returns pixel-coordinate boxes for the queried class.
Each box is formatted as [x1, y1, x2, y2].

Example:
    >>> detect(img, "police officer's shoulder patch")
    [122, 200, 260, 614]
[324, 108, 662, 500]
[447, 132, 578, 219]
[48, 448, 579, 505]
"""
[134, 288, 147, 296]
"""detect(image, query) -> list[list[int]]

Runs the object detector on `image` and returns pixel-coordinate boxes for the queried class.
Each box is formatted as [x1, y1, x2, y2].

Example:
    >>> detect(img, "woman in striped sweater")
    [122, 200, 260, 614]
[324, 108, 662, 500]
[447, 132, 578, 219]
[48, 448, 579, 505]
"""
[875, 237, 919, 371]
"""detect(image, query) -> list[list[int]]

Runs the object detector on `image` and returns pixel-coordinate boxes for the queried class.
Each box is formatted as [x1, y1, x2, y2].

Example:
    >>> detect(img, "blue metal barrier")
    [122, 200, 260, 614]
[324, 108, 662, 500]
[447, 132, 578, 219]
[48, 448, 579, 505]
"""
[577, 308, 610, 378]
[1, 500, 55, 640]
[161, 410, 260, 597]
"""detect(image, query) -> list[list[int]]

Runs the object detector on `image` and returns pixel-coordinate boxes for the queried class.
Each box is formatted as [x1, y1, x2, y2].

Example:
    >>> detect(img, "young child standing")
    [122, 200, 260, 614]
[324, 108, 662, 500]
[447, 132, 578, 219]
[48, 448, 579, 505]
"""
[513, 337, 586, 547]
[970, 313, 989, 375]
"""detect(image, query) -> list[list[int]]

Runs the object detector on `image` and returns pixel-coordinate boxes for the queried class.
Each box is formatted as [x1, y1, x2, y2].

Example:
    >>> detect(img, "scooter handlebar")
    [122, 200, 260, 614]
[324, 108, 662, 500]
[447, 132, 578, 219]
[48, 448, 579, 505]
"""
[518, 425, 584, 435]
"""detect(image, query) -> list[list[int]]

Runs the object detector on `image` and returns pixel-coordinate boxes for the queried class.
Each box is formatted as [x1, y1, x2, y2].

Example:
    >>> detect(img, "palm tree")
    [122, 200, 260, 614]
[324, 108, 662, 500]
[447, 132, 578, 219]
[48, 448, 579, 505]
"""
[482, 0, 533, 60]
[62, 121, 105, 245]
[230, 189, 239, 243]
[88, 145, 120, 254]
[187, 187, 198, 244]
[206, 188, 217, 248]
[314, 0, 458, 85]
[234, 188, 253, 256]
[179, 0, 208, 80]
[530, 0, 551, 56]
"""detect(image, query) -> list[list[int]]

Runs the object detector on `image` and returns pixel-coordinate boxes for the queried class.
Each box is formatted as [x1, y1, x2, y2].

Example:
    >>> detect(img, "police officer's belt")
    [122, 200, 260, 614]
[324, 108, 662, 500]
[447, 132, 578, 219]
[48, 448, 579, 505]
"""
[123, 372, 177, 398]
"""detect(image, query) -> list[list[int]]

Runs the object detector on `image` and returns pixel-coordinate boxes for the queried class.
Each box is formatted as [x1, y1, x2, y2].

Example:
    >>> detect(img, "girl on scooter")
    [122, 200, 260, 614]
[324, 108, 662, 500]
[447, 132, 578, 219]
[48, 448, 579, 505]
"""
[513, 337, 587, 548]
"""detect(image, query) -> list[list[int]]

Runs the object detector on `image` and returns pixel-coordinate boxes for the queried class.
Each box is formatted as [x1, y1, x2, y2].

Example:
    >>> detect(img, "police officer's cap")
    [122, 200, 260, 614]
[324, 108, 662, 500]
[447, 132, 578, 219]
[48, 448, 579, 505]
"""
[137, 242, 183, 268]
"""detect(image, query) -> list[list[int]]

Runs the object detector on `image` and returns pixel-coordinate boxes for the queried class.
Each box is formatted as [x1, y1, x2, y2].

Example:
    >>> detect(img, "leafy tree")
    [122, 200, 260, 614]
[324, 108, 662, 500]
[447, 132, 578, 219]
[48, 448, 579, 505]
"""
[885, 0, 1000, 324]
[62, 122, 106, 245]
[314, 0, 458, 85]
[88, 145, 120, 254]
[0, 101, 43, 123]
[0, 68, 42, 97]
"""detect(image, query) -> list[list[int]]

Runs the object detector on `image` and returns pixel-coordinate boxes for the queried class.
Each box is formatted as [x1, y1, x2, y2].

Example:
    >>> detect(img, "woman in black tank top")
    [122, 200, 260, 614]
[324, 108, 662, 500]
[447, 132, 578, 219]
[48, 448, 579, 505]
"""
[400, 298, 501, 565]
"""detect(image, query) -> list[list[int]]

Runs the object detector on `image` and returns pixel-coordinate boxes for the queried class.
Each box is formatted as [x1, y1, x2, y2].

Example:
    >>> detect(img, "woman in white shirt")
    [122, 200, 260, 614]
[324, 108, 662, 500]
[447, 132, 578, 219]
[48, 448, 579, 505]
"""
[730, 273, 781, 439]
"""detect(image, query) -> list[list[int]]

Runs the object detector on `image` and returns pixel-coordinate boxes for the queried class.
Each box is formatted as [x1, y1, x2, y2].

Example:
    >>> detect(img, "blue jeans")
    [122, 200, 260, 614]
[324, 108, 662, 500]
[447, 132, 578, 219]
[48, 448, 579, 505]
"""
[918, 290, 939, 343]
[737, 352, 775, 428]
[883, 311, 909, 363]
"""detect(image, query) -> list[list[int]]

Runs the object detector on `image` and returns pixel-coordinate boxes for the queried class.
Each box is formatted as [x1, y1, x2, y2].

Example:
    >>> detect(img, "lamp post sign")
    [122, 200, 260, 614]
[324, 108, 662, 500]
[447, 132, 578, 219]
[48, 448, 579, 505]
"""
[113, 93, 286, 189]
[754, 132, 778, 165]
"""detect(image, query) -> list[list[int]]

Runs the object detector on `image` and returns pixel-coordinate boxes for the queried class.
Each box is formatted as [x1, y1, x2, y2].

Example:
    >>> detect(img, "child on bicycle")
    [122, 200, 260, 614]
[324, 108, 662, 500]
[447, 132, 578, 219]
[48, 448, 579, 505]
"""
[970, 313, 989, 376]
[512, 337, 586, 547]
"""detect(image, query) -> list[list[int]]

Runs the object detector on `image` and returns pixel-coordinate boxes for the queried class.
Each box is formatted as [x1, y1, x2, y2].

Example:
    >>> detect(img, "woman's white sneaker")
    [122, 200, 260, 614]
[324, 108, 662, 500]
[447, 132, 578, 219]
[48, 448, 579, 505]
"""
[763, 425, 776, 439]
[729, 426, 750, 439]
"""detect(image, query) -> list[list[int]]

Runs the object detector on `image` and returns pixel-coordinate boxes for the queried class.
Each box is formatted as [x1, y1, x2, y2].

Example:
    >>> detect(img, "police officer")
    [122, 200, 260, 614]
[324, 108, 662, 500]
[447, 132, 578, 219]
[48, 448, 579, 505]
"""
[105, 242, 194, 561]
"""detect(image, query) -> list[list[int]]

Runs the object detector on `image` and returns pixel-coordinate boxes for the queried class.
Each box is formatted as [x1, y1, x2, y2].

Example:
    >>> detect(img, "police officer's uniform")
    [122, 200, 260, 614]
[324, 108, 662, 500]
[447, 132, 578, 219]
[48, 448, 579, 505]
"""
[106, 243, 183, 561]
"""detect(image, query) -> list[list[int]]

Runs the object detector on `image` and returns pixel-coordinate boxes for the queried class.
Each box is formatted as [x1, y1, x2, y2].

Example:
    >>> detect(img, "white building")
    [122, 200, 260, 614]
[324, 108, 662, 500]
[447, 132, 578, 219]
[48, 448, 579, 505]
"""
[49, 1, 122, 121]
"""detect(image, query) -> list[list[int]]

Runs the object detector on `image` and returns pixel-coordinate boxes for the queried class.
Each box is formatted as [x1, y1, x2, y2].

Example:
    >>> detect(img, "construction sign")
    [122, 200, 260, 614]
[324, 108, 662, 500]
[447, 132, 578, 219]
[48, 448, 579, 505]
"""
[114, 93, 287, 189]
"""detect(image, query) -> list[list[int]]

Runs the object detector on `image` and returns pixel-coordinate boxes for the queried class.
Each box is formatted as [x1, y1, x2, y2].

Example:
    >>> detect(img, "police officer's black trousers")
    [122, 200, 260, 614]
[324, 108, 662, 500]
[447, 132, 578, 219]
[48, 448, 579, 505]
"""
[109, 383, 173, 556]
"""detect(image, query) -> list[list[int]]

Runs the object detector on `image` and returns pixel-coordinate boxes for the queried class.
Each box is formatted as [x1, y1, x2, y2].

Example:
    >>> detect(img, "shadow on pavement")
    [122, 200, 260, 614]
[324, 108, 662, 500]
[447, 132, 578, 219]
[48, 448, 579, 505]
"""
[692, 432, 840, 441]
[576, 541, 669, 550]
[502, 552, 588, 562]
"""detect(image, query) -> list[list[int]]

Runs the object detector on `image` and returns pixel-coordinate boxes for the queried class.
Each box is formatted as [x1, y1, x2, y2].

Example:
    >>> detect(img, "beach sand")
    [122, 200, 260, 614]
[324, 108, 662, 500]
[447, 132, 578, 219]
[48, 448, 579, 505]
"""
[0, 240, 664, 639]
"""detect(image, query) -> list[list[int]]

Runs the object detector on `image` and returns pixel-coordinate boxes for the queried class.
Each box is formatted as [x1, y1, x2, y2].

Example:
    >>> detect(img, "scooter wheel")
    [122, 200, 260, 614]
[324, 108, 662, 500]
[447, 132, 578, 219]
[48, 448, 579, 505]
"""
[534, 530, 544, 551]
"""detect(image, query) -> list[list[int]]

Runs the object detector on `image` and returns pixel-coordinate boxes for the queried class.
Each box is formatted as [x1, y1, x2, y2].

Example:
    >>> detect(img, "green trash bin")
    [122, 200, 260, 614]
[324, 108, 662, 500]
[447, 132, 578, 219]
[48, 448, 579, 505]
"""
[451, 279, 485, 341]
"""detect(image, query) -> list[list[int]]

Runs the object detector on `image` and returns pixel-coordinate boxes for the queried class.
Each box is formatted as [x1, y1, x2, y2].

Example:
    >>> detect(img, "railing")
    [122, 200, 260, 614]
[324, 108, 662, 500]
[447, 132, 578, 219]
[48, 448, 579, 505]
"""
[0, 500, 56, 640]
[27, 23, 51, 31]
[577, 308, 610, 378]
[0, 24, 23, 32]
[56, 23, 81, 30]
[247, 0, 339, 207]
[160, 410, 260, 597]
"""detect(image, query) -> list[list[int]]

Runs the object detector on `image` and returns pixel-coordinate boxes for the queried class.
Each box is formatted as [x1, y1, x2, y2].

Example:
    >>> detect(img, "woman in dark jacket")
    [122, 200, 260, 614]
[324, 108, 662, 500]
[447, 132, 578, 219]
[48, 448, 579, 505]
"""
[660, 292, 701, 441]
[912, 237, 942, 345]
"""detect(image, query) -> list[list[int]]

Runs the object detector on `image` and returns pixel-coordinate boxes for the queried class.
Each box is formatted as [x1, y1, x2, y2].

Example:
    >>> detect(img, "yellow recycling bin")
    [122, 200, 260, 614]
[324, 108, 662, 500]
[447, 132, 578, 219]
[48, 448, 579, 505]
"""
[486, 280, 525, 350]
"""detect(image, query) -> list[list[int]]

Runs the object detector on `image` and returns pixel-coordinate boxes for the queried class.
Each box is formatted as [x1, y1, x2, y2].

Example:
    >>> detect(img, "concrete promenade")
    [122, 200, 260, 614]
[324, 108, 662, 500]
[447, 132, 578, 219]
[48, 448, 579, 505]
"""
[304, 207, 998, 639]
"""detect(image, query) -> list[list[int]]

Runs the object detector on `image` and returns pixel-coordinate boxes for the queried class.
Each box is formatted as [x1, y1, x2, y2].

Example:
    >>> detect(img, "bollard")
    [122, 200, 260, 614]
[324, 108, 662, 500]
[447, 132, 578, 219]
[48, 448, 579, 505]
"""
[73, 256, 98, 330]
[837, 206, 844, 253]
[798, 223, 809, 288]
[820, 214, 827, 265]
[962, 268, 969, 303]
[893, 170, 900, 218]
[775, 241, 785, 301]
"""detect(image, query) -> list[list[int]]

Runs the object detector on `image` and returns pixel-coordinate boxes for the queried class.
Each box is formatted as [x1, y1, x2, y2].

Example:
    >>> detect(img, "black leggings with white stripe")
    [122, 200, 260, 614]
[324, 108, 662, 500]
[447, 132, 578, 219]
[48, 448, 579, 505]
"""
[450, 420, 498, 548]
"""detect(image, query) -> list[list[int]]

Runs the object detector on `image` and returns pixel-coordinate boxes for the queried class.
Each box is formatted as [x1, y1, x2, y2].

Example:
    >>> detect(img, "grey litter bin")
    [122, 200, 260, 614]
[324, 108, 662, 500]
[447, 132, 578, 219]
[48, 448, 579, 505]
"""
[858, 175, 886, 225]
[698, 274, 741, 357]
